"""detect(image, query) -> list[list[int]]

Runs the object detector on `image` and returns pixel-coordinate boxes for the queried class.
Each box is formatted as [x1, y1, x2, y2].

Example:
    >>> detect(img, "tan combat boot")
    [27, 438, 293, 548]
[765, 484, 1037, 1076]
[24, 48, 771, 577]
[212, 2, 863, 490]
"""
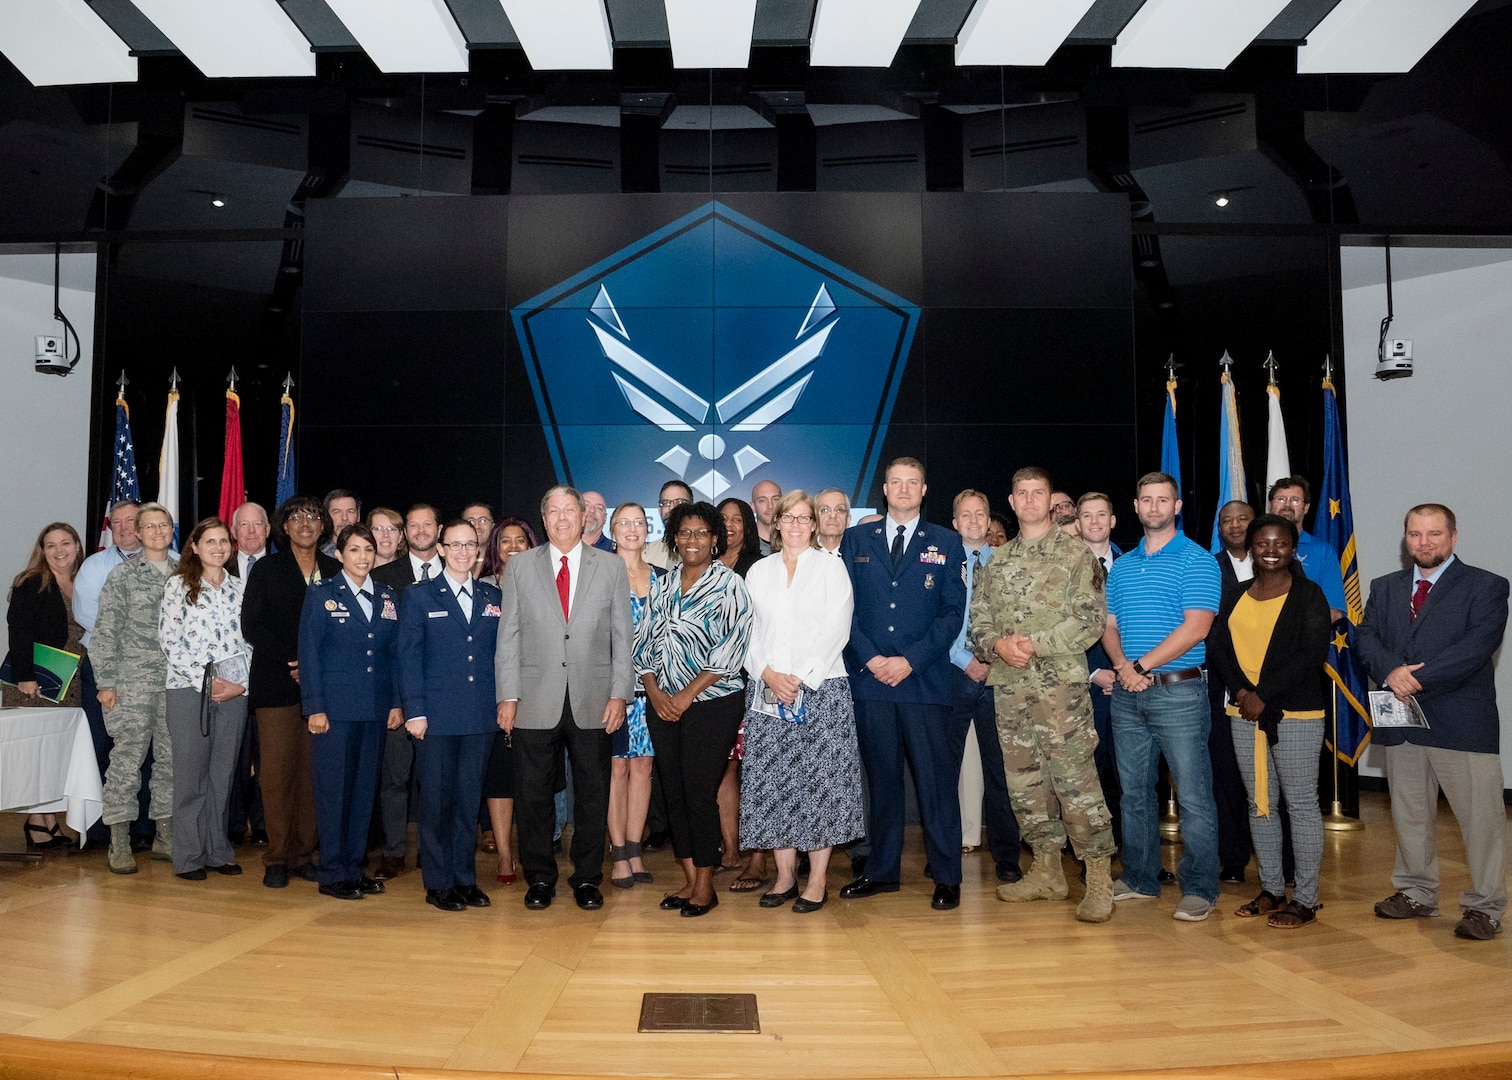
[1076, 856, 1115, 923]
[151, 818, 173, 862]
[108, 822, 137, 875]
[996, 848, 1069, 902]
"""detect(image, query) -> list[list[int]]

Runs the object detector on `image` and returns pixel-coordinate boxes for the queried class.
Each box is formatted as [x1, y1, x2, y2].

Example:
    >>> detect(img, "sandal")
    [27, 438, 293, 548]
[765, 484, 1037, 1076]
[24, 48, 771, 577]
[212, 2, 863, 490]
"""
[712, 862, 741, 875]
[1267, 899, 1319, 929]
[624, 840, 653, 884]
[729, 874, 770, 893]
[1235, 890, 1284, 918]
[608, 844, 635, 889]
[24, 820, 68, 852]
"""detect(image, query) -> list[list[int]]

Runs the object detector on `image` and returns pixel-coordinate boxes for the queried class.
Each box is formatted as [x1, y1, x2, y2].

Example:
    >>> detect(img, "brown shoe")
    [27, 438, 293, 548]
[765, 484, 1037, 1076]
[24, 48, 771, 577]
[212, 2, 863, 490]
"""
[1454, 910, 1503, 940]
[373, 855, 405, 881]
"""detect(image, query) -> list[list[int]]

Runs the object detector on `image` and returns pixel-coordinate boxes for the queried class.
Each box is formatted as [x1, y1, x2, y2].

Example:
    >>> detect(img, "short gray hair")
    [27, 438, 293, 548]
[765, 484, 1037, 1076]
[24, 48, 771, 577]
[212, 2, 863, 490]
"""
[540, 485, 584, 519]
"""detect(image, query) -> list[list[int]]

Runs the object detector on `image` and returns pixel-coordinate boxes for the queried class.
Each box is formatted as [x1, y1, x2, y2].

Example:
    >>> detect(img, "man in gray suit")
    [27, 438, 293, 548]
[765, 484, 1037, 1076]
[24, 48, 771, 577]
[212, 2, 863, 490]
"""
[495, 486, 635, 911]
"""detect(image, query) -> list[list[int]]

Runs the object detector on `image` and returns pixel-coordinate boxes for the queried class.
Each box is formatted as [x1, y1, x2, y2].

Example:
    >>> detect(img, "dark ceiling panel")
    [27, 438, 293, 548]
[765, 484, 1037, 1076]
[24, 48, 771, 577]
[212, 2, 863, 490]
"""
[753, 0, 815, 46]
[85, 0, 177, 54]
[1256, 0, 1342, 43]
[444, 0, 520, 46]
[278, 0, 360, 50]
[904, 0, 977, 44]
[607, 0, 670, 46]
[1068, 0, 1146, 44]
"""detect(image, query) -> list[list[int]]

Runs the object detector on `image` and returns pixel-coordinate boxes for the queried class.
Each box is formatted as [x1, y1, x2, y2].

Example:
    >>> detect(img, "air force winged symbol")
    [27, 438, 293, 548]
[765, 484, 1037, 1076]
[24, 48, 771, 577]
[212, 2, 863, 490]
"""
[512, 200, 918, 510]
[589, 280, 839, 501]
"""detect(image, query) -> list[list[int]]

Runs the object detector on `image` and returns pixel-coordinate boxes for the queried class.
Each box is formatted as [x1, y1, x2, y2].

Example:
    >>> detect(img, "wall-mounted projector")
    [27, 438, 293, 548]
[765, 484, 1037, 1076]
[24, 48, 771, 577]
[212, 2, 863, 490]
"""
[35, 334, 73, 376]
[1376, 337, 1413, 381]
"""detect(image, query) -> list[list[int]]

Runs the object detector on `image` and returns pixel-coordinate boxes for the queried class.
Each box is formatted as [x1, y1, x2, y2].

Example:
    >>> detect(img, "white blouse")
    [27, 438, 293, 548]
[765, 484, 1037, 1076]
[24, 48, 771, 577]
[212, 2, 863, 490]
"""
[742, 545, 854, 689]
[159, 573, 251, 691]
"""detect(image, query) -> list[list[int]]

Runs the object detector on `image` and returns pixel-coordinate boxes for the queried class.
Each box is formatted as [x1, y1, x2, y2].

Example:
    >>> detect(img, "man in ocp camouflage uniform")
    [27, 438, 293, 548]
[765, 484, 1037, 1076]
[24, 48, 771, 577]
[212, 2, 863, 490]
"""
[91, 502, 179, 875]
[970, 467, 1117, 923]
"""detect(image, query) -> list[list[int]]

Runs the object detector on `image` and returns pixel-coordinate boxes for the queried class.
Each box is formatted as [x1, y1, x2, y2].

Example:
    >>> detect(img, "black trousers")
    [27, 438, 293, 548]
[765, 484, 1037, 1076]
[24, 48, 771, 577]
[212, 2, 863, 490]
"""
[646, 691, 744, 869]
[514, 693, 612, 890]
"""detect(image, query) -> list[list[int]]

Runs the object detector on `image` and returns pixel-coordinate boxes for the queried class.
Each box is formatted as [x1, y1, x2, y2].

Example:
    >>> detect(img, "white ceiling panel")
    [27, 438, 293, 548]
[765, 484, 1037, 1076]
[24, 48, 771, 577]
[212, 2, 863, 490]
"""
[1297, 0, 1478, 74]
[324, 0, 468, 72]
[955, 0, 1097, 67]
[810, 0, 923, 67]
[130, 0, 315, 78]
[665, 0, 757, 68]
[1112, 0, 1291, 69]
[0, 0, 137, 86]
[498, 0, 614, 69]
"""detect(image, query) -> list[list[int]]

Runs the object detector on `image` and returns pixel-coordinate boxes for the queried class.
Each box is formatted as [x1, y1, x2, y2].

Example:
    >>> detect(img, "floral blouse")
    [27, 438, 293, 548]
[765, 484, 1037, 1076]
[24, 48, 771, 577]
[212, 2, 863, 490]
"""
[159, 573, 252, 692]
[634, 560, 752, 703]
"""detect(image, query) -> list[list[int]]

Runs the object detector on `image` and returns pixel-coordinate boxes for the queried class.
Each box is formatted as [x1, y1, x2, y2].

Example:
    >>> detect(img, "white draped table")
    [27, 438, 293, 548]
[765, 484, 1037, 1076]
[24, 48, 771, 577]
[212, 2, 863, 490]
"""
[0, 706, 104, 844]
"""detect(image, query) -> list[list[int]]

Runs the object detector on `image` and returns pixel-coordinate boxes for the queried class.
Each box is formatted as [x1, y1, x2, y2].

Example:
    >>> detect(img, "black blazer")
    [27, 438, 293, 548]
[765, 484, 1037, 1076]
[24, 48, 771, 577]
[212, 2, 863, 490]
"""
[241, 548, 341, 709]
[1207, 576, 1331, 740]
[5, 574, 70, 682]
[371, 557, 433, 594]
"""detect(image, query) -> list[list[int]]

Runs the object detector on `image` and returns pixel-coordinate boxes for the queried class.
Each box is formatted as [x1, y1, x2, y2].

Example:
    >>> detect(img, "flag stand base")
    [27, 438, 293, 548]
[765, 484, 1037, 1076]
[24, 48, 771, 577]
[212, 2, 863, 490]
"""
[1323, 801, 1364, 832]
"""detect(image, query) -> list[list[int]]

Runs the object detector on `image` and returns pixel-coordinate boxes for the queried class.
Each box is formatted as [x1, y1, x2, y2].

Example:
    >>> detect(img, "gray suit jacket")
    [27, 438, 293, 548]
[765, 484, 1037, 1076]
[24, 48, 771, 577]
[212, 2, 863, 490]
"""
[493, 542, 636, 729]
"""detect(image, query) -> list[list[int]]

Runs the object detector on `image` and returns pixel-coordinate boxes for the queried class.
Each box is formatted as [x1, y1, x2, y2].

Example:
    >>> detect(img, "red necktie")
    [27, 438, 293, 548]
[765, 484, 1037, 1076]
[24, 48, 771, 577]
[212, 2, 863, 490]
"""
[557, 555, 570, 621]
[1410, 578, 1431, 621]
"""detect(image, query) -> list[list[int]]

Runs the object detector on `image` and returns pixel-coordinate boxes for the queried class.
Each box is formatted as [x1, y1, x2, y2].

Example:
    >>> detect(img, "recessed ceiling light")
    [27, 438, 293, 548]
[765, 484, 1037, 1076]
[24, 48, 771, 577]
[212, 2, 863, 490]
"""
[1215, 195, 1229, 207]
[211, 197, 225, 207]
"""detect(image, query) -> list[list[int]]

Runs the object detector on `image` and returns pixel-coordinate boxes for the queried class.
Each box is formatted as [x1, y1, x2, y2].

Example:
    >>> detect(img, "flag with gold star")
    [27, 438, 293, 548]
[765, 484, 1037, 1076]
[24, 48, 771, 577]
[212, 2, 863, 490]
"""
[1324, 618, 1370, 764]
[1318, 375, 1369, 762]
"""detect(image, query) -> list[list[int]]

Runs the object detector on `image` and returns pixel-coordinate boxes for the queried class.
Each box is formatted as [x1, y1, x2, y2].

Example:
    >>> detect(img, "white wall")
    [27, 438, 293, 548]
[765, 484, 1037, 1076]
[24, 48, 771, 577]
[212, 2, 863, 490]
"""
[0, 252, 96, 661]
[1341, 245, 1512, 783]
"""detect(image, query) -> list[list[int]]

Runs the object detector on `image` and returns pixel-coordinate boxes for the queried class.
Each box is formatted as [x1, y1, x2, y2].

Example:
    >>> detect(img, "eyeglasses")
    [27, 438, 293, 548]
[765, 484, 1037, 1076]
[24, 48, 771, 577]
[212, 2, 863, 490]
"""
[139, 521, 175, 532]
[817, 506, 849, 517]
[615, 519, 647, 530]
[441, 540, 478, 552]
[659, 498, 691, 509]
[1271, 495, 1306, 507]
[674, 528, 711, 540]
[779, 514, 813, 525]
[465, 515, 493, 527]
[287, 512, 322, 524]
[371, 525, 399, 535]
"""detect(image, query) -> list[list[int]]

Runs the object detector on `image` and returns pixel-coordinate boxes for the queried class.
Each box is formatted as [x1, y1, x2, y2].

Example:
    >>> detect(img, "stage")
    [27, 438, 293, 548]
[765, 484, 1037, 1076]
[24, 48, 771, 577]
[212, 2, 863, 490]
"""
[1, 791, 1508, 1080]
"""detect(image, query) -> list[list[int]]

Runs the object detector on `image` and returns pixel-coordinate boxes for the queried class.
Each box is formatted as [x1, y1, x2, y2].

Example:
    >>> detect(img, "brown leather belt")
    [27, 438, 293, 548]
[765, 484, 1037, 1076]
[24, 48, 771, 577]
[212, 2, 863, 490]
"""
[1150, 667, 1203, 686]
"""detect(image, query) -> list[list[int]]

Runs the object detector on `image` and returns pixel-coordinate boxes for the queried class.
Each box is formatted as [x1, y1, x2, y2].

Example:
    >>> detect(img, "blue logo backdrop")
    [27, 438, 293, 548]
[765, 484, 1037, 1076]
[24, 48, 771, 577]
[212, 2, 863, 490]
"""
[512, 201, 918, 515]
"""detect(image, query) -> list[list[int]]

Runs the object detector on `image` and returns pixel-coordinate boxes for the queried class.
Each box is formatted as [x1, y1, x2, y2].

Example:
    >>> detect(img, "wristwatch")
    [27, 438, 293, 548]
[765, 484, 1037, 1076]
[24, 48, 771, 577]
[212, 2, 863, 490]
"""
[1131, 659, 1148, 677]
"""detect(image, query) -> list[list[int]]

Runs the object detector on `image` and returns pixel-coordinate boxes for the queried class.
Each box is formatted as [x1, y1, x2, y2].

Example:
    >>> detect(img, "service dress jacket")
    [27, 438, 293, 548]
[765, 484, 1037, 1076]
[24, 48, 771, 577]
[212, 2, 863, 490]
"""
[398, 574, 502, 736]
[297, 575, 402, 724]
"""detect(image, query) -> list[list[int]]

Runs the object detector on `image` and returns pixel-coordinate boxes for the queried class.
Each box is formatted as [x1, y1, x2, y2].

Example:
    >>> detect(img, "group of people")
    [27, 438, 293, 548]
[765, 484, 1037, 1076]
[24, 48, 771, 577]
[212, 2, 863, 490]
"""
[4, 461, 1505, 939]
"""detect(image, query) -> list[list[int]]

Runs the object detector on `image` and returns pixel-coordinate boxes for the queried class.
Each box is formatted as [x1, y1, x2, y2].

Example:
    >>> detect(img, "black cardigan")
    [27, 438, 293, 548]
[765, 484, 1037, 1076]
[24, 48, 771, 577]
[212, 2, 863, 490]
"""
[240, 548, 341, 709]
[1207, 575, 1332, 741]
[5, 574, 70, 682]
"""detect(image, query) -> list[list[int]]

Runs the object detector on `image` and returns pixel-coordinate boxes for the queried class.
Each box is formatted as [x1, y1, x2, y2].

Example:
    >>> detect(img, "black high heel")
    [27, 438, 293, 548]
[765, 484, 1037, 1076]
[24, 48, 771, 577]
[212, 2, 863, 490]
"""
[24, 821, 68, 851]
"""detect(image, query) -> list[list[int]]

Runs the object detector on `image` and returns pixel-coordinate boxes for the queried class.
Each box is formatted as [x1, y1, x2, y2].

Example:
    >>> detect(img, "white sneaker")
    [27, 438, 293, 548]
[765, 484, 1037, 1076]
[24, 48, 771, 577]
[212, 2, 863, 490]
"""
[1111, 878, 1158, 902]
[1173, 895, 1214, 922]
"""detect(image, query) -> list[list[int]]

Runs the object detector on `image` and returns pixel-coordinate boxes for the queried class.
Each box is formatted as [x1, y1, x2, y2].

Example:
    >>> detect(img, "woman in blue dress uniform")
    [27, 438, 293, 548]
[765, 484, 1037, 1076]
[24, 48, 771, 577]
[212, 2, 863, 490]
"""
[298, 524, 403, 901]
[398, 520, 503, 912]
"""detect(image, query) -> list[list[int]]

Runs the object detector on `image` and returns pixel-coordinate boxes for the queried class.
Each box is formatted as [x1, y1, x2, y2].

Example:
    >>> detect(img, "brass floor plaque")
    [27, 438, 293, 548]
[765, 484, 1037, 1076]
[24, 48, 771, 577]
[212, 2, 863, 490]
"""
[638, 993, 760, 1034]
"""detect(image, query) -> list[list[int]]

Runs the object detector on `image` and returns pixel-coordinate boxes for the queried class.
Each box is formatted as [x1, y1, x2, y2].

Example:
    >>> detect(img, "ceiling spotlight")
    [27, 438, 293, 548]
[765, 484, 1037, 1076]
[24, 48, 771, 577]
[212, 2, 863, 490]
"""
[1214, 195, 1229, 207]
[211, 198, 225, 207]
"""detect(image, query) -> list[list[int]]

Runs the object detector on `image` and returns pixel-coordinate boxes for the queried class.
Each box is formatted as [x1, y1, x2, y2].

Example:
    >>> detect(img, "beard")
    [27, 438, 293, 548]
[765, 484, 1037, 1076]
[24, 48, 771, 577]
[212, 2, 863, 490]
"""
[1415, 551, 1449, 569]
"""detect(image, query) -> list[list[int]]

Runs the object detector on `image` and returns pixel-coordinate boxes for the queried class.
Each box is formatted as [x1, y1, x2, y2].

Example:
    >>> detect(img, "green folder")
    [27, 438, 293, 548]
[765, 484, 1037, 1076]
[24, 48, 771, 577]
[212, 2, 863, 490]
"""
[0, 643, 83, 704]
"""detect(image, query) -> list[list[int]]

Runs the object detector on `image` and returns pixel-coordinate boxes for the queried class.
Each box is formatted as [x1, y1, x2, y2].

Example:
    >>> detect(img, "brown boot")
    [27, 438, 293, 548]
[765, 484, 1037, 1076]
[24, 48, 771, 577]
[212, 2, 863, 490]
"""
[996, 848, 1069, 902]
[1076, 856, 1114, 923]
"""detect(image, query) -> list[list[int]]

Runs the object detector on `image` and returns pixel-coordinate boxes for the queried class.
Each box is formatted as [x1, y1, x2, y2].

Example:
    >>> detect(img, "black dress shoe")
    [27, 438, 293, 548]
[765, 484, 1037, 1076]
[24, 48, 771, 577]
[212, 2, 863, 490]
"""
[931, 884, 961, 910]
[457, 884, 491, 908]
[209, 863, 243, 876]
[839, 876, 900, 899]
[1158, 868, 1177, 885]
[291, 863, 320, 883]
[680, 893, 719, 917]
[524, 882, 555, 909]
[263, 864, 289, 889]
[574, 884, 604, 910]
[426, 888, 467, 912]
[659, 893, 689, 910]
[1220, 865, 1247, 884]
[996, 864, 1023, 884]
[320, 880, 364, 900]
[250, 829, 269, 846]
[176, 868, 208, 881]
[760, 884, 801, 908]
[357, 876, 385, 895]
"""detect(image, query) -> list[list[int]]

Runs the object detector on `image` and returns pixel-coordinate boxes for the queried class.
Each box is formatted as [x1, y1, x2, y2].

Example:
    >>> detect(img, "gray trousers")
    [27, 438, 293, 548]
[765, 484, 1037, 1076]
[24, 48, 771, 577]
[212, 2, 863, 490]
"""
[381, 726, 415, 858]
[165, 688, 247, 874]
[102, 689, 173, 826]
[1385, 742, 1508, 918]
[1230, 717, 1324, 907]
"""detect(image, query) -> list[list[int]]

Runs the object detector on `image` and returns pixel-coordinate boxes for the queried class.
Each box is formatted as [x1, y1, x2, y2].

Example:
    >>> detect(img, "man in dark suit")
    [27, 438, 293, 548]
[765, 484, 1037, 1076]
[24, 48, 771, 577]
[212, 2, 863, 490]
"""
[227, 501, 270, 848]
[1078, 492, 1124, 846]
[1357, 503, 1509, 941]
[1209, 499, 1257, 883]
[494, 485, 635, 911]
[369, 503, 444, 880]
[839, 456, 968, 911]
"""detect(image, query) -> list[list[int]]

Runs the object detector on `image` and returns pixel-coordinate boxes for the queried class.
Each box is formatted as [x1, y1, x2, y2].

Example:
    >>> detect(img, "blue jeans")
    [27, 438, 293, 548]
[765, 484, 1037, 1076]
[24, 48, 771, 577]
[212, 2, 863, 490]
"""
[1111, 680, 1219, 902]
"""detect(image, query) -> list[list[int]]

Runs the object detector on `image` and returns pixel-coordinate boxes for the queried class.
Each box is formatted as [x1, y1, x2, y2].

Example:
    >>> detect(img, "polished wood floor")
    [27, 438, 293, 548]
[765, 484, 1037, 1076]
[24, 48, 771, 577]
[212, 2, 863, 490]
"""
[1, 792, 1509, 1079]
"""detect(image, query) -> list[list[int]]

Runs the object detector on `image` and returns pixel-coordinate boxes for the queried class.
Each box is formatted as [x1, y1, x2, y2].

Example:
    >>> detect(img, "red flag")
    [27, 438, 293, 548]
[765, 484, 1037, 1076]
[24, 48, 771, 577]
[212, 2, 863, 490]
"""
[218, 389, 244, 524]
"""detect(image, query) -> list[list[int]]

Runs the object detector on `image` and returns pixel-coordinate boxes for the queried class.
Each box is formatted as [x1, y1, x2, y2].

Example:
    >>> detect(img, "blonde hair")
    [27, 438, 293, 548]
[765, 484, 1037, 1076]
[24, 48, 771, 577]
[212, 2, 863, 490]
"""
[769, 490, 820, 553]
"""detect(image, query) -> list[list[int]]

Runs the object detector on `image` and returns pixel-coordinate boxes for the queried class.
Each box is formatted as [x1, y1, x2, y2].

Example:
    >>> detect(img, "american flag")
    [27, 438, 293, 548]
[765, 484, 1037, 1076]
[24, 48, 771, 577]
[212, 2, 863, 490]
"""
[99, 390, 141, 549]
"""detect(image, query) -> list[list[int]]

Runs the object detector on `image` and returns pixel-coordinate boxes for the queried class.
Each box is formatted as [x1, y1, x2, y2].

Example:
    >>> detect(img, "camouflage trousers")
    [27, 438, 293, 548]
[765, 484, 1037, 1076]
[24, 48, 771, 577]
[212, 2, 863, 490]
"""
[101, 688, 173, 826]
[992, 674, 1115, 860]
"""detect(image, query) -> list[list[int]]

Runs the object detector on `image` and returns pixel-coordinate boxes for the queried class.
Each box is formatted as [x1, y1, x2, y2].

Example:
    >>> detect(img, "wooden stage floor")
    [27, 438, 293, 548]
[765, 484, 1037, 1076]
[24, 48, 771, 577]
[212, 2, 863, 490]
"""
[2, 791, 1509, 1079]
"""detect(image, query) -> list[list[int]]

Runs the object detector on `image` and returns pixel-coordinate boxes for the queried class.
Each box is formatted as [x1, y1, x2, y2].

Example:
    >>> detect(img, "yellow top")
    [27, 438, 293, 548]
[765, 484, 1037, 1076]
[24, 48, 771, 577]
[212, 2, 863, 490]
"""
[1224, 591, 1324, 720]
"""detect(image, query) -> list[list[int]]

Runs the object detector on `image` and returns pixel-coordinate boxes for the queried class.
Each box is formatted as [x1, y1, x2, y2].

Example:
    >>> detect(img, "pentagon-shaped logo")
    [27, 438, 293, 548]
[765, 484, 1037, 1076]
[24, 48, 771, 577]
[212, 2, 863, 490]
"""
[513, 201, 918, 514]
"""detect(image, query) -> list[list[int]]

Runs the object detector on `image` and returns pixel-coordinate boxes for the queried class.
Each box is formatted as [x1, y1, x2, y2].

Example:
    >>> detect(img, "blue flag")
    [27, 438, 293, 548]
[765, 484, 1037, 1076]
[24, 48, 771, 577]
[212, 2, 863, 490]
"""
[1160, 377, 1184, 532]
[276, 388, 296, 510]
[1210, 361, 1248, 553]
[1318, 376, 1369, 763]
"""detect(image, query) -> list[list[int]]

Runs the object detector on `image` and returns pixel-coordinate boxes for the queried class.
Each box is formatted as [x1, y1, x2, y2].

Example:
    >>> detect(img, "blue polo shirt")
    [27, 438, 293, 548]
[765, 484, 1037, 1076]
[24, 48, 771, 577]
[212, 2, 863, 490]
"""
[1106, 531, 1221, 672]
[1295, 529, 1347, 612]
